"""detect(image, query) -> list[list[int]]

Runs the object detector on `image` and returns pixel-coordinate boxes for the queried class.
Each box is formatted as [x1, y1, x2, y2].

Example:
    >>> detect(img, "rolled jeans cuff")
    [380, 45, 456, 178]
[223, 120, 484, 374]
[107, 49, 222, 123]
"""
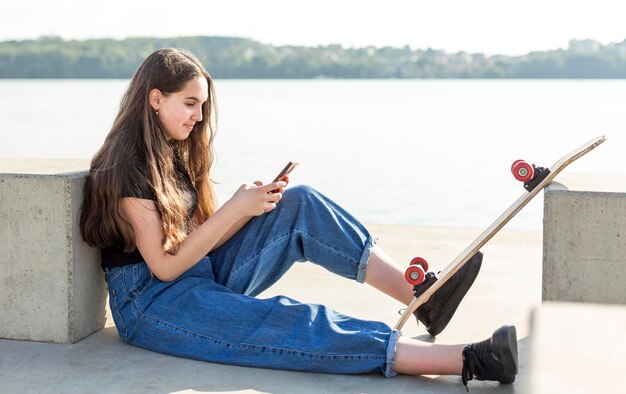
[356, 235, 377, 283]
[384, 329, 400, 378]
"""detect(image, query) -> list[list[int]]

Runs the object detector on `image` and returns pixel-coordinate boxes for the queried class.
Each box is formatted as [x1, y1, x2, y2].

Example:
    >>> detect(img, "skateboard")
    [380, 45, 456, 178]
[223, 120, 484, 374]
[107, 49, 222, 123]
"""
[395, 135, 607, 330]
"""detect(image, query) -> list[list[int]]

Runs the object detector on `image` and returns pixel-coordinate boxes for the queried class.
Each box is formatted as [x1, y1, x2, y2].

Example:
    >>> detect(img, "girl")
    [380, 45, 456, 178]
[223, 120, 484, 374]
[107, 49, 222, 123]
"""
[80, 48, 518, 390]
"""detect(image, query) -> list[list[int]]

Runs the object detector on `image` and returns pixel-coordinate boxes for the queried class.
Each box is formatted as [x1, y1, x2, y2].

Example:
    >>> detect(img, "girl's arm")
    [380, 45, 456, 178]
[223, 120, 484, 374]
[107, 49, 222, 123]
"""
[121, 181, 285, 282]
[188, 211, 252, 250]
[212, 215, 253, 250]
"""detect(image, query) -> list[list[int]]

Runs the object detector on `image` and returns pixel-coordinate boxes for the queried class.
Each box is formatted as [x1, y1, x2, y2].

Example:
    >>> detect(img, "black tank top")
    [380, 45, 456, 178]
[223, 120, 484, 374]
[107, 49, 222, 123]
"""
[100, 159, 198, 269]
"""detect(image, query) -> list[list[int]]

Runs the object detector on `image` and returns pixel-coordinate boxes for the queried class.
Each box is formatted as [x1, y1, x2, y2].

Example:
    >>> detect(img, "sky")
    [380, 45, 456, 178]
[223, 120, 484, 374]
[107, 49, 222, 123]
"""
[2, 0, 626, 56]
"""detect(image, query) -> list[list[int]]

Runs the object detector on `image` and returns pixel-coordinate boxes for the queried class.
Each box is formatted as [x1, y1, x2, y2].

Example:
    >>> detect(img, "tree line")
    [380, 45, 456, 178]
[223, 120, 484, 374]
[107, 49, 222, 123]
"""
[0, 36, 625, 79]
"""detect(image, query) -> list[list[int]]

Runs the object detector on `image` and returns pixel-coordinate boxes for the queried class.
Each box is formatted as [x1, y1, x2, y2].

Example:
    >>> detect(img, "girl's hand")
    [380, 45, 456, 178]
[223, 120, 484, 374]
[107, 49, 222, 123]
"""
[262, 175, 289, 194]
[226, 180, 287, 217]
[276, 175, 290, 194]
[255, 175, 289, 194]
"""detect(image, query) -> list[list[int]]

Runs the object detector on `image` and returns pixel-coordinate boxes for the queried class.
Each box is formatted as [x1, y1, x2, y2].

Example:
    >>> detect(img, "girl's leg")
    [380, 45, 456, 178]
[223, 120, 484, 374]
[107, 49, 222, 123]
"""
[210, 184, 480, 337]
[366, 245, 484, 337]
[363, 245, 414, 305]
[393, 337, 464, 375]
[393, 325, 519, 390]
[209, 185, 378, 295]
[105, 242, 516, 388]
[106, 261, 400, 376]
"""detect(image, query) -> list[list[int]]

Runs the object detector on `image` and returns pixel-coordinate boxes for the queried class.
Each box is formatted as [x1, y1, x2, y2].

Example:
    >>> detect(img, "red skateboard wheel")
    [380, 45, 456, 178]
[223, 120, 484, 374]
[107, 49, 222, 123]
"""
[511, 160, 534, 182]
[405, 265, 426, 285]
[410, 257, 429, 272]
[511, 160, 524, 171]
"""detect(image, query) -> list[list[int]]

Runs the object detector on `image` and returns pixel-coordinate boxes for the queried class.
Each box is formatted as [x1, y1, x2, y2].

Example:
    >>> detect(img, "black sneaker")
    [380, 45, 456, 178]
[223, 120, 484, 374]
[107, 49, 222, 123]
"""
[413, 252, 483, 336]
[461, 325, 519, 391]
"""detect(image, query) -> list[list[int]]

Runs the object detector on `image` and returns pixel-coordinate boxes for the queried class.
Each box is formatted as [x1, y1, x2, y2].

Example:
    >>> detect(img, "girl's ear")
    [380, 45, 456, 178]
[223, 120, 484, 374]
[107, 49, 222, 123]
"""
[149, 88, 161, 111]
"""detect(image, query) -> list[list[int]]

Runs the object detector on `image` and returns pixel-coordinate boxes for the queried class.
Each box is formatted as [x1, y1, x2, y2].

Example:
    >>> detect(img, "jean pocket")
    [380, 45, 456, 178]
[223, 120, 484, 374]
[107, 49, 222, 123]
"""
[104, 267, 123, 283]
[131, 263, 156, 297]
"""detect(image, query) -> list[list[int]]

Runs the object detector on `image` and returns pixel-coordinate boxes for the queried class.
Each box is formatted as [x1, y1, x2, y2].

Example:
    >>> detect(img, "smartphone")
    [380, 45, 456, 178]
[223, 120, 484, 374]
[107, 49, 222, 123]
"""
[271, 161, 299, 192]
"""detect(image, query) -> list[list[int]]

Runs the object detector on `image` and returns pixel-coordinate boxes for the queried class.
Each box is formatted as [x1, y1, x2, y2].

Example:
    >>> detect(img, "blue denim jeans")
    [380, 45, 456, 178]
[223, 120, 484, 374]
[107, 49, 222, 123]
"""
[105, 185, 399, 377]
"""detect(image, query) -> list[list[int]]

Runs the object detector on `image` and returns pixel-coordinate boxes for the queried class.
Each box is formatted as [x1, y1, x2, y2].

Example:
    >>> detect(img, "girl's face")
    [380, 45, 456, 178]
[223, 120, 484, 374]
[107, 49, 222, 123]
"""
[151, 77, 209, 141]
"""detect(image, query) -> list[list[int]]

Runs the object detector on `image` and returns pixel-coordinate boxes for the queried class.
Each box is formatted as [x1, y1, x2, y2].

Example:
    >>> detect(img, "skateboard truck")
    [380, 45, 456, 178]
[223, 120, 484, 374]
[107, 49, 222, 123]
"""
[398, 270, 438, 318]
[402, 257, 434, 319]
[511, 160, 551, 192]
[412, 271, 437, 296]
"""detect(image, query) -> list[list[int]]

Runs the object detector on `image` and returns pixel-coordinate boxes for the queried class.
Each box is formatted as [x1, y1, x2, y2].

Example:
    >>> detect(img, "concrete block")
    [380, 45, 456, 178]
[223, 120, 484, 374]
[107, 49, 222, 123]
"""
[0, 159, 106, 343]
[543, 173, 626, 305]
[528, 302, 626, 394]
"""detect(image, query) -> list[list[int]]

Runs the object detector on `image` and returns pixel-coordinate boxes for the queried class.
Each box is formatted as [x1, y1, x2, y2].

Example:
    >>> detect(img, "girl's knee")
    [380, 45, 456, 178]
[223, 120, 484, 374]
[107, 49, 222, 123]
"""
[283, 184, 319, 204]
[278, 184, 337, 224]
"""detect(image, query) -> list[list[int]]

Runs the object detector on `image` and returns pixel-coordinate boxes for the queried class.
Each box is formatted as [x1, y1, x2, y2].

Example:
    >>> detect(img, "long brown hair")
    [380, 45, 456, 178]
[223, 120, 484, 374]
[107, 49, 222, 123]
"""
[80, 48, 217, 254]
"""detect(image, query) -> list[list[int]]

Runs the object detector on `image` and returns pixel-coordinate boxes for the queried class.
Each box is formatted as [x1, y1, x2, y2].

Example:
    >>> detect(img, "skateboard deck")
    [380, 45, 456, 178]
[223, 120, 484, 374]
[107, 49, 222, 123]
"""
[395, 135, 607, 330]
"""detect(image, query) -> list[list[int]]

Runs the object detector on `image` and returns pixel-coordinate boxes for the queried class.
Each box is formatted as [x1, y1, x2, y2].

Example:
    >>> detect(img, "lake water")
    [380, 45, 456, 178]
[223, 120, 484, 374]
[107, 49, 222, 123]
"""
[1, 79, 625, 231]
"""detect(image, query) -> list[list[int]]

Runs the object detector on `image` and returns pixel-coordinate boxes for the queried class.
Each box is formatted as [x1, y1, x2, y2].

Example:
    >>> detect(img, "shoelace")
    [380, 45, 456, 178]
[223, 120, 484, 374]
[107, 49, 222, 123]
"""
[461, 345, 477, 392]
[461, 339, 497, 391]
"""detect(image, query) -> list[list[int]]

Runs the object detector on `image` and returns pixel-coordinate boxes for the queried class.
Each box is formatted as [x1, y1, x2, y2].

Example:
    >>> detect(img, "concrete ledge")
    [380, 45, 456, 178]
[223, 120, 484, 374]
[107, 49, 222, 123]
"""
[0, 158, 90, 176]
[0, 159, 105, 343]
[529, 302, 626, 394]
[543, 173, 626, 305]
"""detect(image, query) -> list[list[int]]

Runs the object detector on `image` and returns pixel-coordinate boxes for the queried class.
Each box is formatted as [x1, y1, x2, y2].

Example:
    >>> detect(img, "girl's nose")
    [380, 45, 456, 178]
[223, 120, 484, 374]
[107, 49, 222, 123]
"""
[192, 106, 203, 122]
